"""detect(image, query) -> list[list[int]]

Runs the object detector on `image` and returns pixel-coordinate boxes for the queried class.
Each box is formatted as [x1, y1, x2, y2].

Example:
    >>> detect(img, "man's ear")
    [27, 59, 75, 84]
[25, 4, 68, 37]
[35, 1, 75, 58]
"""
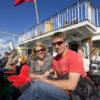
[64, 41, 68, 47]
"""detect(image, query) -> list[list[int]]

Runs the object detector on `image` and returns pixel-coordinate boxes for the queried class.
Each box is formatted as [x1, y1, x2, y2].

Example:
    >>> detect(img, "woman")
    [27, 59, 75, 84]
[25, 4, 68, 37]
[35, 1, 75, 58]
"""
[7, 55, 30, 100]
[18, 41, 52, 100]
[7, 55, 30, 88]
[29, 41, 52, 80]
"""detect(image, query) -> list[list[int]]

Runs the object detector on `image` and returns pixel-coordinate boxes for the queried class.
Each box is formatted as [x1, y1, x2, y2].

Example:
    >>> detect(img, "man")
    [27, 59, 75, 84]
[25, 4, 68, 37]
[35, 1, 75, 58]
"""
[77, 48, 90, 73]
[47, 32, 87, 89]
[18, 32, 87, 100]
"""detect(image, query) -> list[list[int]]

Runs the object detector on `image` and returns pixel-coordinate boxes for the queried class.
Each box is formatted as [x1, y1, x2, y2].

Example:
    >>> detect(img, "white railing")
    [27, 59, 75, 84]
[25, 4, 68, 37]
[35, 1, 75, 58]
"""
[95, 8, 100, 27]
[18, 0, 99, 44]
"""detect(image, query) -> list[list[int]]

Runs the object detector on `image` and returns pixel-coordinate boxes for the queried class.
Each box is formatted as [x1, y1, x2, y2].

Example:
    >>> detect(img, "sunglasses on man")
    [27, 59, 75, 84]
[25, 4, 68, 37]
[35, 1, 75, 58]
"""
[52, 41, 64, 46]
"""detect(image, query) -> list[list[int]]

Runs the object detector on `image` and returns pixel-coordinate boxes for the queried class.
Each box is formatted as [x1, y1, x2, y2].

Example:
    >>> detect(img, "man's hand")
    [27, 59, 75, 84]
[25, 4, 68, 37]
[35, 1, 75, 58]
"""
[29, 74, 47, 80]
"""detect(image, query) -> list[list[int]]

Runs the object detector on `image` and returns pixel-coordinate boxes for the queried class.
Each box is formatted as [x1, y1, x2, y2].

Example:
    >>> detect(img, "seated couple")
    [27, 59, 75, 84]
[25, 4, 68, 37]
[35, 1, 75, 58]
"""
[18, 32, 87, 100]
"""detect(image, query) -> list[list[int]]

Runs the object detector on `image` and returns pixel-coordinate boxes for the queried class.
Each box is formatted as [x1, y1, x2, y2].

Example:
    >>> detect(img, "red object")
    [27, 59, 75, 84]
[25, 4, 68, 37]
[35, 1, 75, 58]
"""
[52, 49, 87, 77]
[7, 64, 31, 88]
[15, 0, 33, 6]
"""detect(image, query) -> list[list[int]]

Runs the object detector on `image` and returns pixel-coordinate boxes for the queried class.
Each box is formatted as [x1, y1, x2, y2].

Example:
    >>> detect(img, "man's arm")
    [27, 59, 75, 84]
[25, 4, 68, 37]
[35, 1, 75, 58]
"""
[42, 72, 80, 91]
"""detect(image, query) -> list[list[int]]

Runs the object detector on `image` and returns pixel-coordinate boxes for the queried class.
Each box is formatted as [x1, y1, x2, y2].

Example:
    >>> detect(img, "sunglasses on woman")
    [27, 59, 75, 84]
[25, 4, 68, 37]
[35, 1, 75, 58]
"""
[35, 48, 45, 53]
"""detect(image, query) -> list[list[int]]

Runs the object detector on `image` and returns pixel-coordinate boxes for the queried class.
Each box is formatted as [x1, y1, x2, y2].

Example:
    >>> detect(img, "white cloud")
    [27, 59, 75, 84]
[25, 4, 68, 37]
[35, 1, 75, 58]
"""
[0, 39, 5, 43]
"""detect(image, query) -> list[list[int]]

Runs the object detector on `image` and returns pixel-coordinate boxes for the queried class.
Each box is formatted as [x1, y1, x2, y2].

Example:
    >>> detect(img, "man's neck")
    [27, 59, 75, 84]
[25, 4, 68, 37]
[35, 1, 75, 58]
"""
[58, 48, 68, 57]
[63, 48, 68, 56]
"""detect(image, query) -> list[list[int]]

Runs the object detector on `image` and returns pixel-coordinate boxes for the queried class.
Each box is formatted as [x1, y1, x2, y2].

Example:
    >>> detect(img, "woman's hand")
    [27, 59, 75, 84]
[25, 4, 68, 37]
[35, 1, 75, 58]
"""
[29, 74, 46, 80]
[42, 71, 50, 77]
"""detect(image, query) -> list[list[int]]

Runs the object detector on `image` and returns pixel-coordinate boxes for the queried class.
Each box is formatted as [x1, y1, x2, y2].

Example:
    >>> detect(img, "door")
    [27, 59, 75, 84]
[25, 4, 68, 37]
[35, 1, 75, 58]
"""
[69, 42, 80, 52]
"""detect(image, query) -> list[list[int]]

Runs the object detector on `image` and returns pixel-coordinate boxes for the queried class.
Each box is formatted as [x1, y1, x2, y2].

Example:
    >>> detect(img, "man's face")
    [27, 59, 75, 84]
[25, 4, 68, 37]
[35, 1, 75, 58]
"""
[52, 37, 66, 55]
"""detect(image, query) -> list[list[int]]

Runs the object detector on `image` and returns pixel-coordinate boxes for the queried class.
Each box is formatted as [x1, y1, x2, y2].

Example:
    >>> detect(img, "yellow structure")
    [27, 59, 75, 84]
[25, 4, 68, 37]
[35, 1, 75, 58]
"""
[45, 20, 53, 33]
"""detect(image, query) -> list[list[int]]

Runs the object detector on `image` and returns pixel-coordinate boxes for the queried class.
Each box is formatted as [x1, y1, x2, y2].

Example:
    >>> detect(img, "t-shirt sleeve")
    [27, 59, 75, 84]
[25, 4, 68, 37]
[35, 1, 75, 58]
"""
[68, 53, 85, 74]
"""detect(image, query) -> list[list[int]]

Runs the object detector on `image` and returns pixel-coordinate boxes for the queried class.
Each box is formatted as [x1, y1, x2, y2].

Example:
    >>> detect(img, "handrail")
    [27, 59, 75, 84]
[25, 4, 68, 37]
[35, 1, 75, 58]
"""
[18, 0, 100, 44]
[86, 48, 97, 59]
[18, 1, 89, 44]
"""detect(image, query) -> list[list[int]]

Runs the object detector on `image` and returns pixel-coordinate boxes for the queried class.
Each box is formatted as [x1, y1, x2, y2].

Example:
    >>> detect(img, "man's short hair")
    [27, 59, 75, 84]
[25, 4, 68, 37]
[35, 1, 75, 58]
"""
[51, 32, 66, 41]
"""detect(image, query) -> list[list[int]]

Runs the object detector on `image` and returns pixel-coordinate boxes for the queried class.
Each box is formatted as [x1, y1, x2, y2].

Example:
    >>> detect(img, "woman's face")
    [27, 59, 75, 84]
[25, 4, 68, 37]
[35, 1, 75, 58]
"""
[35, 46, 46, 59]
[18, 56, 22, 63]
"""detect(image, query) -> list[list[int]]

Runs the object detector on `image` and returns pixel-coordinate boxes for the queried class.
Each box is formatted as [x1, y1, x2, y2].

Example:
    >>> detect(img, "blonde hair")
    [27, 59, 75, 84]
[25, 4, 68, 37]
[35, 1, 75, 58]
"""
[19, 55, 28, 64]
[33, 41, 47, 53]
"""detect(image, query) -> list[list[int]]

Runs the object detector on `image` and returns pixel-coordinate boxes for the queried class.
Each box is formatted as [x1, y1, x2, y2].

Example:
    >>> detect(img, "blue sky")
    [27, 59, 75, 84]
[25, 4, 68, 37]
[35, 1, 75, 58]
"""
[0, 0, 99, 34]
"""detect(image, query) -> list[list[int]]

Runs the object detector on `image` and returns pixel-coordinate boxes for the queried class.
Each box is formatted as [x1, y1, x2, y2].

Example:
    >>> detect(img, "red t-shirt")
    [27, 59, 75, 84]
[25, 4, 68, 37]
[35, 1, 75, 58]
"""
[52, 49, 87, 77]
